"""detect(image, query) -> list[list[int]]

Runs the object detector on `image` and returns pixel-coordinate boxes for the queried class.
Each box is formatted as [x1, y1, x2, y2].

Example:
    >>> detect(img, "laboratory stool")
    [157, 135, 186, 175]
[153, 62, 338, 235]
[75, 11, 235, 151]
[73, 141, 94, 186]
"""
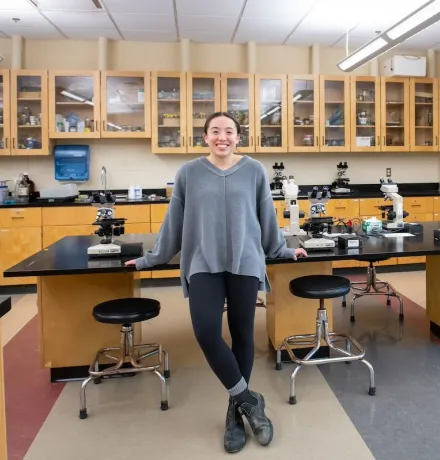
[79, 297, 170, 419]
[341, 256, 404, 323]
[276, 275, 376, 405]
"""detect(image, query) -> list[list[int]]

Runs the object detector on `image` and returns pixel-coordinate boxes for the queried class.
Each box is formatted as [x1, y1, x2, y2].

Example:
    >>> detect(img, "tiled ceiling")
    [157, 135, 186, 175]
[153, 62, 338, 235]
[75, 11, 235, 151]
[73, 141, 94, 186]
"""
[0, 0, 438, 50]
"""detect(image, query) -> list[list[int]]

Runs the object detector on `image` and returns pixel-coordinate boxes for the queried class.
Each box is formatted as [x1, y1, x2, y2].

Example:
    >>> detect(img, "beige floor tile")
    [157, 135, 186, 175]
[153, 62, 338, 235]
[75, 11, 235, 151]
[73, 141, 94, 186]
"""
[25, 286, 374, 460]
[376, 271, 426, 309]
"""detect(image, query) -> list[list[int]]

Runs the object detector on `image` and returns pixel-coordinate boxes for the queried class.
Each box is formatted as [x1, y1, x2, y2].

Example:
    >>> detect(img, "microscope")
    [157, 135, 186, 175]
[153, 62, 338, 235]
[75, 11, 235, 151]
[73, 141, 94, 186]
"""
[378, 179, 408, 230]
[87, 191, 126, 257]
[298, 186, 336, 250]
[331, 161, 351, 194]
[281, 176, 306, 236]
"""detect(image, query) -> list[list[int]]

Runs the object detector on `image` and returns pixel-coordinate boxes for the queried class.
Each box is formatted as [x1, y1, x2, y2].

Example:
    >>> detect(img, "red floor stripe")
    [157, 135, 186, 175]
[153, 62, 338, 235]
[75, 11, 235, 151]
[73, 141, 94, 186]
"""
[4, 315, 65, 460]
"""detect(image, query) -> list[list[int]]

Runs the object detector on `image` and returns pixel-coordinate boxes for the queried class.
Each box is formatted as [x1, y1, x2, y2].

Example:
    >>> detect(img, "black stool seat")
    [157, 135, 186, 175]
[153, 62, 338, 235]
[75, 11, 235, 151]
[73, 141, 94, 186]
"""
[93, 298, 160, 324]
[355, 255, 389, 263]
[290, 275, 350, 299]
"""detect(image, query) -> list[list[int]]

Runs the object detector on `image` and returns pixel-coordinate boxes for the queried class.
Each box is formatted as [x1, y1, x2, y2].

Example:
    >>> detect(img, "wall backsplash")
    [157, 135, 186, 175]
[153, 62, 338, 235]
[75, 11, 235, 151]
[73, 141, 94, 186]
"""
[1, 140, 439, 192]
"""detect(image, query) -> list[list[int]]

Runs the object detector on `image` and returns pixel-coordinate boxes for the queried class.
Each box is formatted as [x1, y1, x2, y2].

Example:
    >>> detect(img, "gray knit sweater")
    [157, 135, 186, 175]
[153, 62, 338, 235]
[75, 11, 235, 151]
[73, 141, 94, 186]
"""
[135, 155, 296, 297]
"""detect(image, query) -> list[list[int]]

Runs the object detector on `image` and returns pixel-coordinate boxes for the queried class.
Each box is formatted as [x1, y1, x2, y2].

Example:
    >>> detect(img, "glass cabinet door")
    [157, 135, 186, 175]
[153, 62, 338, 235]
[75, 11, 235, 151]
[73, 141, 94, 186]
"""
[152, 71, 187, 154]
[351, 77, 380, 152]
[186, 73, 220, 154]
[221, 74, 254, 153]
[0, 71, 10, 156]
[11, 70, 49, 155]
[319, 76, 350, 152]
[101, 71, 150, 138]
[288, 76, 319, 152]
[49, 71, 100, 139]
[380, 78, 409, 152]
[255, 75, 287, 153]
[410, 78, 438, 152]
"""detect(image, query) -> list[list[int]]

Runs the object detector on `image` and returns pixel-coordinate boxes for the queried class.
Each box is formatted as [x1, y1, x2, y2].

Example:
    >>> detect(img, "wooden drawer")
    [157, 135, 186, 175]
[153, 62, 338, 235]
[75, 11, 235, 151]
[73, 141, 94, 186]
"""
[359, 198, 387, 216]
[433, 197, 440, 213]
[327, 199, 359, 218]
[404, 213, 433, 222]
[150, 204, 169, 223]
[359, 257, 398, 267]
[403, 197, 433, 214]
[332, 260, 360, 269]
[42, 207, 96, 226]
[114, 205, 150, 224]
[0, 208, 41, 228]
[398, 256, 426, 265]
[42, 225, 95, 247]
[434, 212, 440, 221]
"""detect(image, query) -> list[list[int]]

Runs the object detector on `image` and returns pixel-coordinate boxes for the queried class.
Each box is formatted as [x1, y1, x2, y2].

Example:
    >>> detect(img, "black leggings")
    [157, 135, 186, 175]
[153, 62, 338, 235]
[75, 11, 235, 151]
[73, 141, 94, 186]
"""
[188, 272, 260, 391]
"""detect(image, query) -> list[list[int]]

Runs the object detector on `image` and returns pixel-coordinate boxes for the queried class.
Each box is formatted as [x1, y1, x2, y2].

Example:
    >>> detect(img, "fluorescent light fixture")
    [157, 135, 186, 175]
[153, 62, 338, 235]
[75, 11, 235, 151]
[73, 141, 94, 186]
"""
[260, 105, 280, 120]
[60, 90, 94, 106]
[337, 0, 440, 72]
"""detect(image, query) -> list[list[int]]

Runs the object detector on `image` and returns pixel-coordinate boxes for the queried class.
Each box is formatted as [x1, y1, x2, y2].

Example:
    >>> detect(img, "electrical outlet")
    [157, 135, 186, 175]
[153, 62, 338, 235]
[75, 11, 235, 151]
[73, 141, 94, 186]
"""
[386, 167, 391, 177]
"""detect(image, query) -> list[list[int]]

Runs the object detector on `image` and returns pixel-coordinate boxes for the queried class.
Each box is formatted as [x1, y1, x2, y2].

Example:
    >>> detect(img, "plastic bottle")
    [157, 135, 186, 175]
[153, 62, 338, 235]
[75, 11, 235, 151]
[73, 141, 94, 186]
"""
[128, 185, 135, 200]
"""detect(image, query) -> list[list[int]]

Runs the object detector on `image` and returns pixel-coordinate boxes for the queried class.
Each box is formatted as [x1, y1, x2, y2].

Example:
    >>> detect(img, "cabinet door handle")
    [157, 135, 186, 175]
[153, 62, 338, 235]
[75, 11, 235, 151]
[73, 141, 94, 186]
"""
[4, 138, 8, 149]
[182, 137, 185, 147]
[377, 136, 380, 146]
[102, 120, 106, 131]
[322, 136, 325, 146]
[257, 136, 260, 146]
[95, 120, 99, 132]
[316, 136, 318, 146]
[189, 136, 192, 146]
[251, 136, 253, 146]
[383, 136, 386, 146]
[13, 138, 16, 148]
[436, 136, 438, 146]
[11, 216, 25, 219]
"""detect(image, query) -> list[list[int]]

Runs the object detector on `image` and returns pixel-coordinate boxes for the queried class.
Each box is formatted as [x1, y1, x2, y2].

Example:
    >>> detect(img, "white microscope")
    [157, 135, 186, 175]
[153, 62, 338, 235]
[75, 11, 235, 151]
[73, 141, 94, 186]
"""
[299, 186, 336, 250]
[281, 177, 306, 236]
[379, 179, 408, 230]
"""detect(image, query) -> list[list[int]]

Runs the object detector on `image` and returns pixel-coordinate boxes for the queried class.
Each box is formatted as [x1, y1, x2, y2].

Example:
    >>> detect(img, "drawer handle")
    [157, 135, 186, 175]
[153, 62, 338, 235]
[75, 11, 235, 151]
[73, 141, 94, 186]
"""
[11, 216, 25, 219]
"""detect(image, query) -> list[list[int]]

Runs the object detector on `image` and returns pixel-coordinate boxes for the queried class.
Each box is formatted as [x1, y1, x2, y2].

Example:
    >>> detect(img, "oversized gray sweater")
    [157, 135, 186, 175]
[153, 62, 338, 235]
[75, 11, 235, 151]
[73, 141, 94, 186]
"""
[135, 155, 296, 297]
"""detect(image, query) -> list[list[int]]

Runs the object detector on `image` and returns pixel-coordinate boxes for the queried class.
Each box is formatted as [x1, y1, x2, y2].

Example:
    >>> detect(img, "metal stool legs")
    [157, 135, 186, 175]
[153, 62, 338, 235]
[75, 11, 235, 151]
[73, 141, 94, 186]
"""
[276, 299, 376, 404]
[79, 324, 170, 419]
[342, 263, 404, 322]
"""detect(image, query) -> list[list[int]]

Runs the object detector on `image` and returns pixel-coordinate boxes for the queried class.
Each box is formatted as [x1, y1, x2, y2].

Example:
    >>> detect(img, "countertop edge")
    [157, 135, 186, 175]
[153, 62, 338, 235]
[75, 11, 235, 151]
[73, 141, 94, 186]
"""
[0, 296, 11, 319]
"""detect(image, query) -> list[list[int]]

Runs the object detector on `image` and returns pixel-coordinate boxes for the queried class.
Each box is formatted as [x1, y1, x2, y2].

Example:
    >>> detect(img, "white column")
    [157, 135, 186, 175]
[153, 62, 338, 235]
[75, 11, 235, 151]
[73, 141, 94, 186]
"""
[11, 35, 23, 69]
[247, 40, 256, 73]
[180, 38, 191, 71]
[98, 36, 108, 70]
[311, 44, 320, 75]
[427, 49, 435, 77]
[370, 58, 379, 77]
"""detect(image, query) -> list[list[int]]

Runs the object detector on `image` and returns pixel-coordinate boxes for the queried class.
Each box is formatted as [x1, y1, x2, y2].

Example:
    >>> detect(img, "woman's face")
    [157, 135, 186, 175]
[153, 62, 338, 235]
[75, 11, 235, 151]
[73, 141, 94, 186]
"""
[203, 116, 240, 158]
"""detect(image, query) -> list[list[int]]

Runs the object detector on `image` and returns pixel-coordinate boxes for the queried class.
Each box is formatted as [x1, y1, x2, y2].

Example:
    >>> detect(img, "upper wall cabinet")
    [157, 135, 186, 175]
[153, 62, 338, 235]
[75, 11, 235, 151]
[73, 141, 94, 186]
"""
[49, 70, 101, 139]
[409, 77, 438, 152]
[319, 76, 350, 152]
[186, 72, 220, 154]
[151, 71, 187, 154]
[350, 76, 381, 152]
[221, 73, 255, 154]
[254, 75, 288, 153]
[11, 70, 49, 156]
[100, 71, 151, 138]
[287, 75, 319, 152]
[0, 70, 10, 156]
[380, 77, 410, 152]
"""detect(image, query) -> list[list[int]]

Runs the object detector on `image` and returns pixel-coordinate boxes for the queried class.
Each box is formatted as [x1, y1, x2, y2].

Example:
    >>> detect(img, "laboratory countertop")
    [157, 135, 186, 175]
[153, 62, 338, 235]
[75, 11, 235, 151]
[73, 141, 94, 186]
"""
[1, 183, 439, 209]
[4, 222, 440, 278]
[0, 296, 11, 319]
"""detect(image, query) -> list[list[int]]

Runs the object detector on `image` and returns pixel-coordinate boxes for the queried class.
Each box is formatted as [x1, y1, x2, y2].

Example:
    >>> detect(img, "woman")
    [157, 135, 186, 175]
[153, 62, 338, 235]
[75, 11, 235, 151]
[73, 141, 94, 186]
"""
[125, 112, 307, 453]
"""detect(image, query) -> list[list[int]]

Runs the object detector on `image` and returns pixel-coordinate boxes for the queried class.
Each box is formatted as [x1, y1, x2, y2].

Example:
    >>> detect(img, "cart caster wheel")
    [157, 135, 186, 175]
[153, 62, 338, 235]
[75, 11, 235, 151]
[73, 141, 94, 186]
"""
[93, 378, 102, 385]
[342, 301, 347, 307]
[369, 387, 376, 396]
[161, 401, 169, 411]
[399, 313, 404, 321]
[164, 370, 171, 379]
[275, 363, 282, 371]
[79, 409, 88, 419]
[289, 396, 297, 405]
[350, 316, 355, 323]
[387, 299, 391, 306]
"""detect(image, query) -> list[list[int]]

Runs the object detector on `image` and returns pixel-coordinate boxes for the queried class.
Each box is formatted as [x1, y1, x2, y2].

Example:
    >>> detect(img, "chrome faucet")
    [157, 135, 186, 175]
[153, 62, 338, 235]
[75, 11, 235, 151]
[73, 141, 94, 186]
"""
[101, 166, 107, 192]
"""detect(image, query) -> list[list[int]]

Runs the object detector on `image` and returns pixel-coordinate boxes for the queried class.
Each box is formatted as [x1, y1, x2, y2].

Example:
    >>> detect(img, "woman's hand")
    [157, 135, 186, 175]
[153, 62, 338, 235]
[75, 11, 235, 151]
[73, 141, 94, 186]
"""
[124, 259, 137, 267]
[293, 248, 307, 260]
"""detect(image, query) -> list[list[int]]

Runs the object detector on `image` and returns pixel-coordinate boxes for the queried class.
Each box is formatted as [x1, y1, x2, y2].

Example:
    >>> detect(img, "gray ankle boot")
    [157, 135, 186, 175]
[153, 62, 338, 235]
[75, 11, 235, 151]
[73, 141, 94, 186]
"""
[224, 398, 246, 453]
[237, 391, 273, 446]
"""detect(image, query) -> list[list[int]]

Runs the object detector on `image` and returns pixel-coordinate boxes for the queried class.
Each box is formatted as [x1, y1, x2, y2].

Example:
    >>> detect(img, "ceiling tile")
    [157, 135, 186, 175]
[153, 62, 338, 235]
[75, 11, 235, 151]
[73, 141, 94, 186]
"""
[179, 15, 235, 33]
[43, 10, 114, 28]
[35, 0, 101, 11]
[103, 0, 174, 15]
[243, 0, 316, 20]
[0, 0, 33, 9]
[287, 33, 342, 47]
[122, 29, 177, 42]
[62, 27, 121, 40]
[180, 30, 232, 43]
[237, 17, 295, 35]
[0, 9, 48, 28]
[176, 0, 244, 17]
[112, 13, 175, 31]
[0, 25, 63, 39]
[234, 31, 285, 45]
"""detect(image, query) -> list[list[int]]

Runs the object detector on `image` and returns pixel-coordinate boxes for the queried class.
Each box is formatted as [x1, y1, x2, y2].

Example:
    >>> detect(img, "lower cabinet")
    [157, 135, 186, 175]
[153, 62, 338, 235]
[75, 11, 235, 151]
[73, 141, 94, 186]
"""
[42, 224, 95, 247]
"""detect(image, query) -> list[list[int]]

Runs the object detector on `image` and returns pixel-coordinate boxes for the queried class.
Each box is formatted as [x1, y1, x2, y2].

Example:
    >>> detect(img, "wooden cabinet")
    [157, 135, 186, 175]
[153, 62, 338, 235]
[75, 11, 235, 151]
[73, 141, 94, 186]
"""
[100, 71, 151, 138]
[0, 207, 41, 228]
[0, 70, 10, 156]
[42, 224, 95, 248]
[326, 199, 359, 220]
[350, 76, 381, 152]
[49, 70, 101, 139]
[319, 76, 350, 152]
[10, 70, 50, 155]
[434, 197, 440, 213]
[42, 207, 96, 226]
[254, 75, 288, 152]
[287, 75, 319, 152]
[403, 197, 433, 214]
[221, 73, 255, 153]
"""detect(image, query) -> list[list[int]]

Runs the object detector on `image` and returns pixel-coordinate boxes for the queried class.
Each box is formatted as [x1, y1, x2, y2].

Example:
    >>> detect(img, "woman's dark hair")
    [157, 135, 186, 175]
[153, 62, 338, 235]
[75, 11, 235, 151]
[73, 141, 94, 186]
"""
[203, 111, 241, 135]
